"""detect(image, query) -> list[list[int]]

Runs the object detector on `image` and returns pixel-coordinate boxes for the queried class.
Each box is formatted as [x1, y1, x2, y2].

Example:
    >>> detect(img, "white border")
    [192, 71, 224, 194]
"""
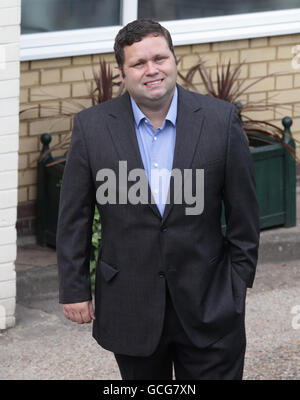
[20, 8, 300, 61]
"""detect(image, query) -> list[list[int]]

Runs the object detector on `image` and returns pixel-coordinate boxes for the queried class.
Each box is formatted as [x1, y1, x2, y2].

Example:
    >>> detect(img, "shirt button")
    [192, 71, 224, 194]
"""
[153, 162, 158, 168]
[153, 136, 157, 141]
[154, 189, 159, 194]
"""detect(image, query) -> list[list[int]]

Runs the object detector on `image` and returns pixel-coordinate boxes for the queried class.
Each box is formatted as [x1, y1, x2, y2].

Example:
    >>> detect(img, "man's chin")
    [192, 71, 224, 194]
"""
[144, 86, 165, 98]
[132, 85, 175, 108]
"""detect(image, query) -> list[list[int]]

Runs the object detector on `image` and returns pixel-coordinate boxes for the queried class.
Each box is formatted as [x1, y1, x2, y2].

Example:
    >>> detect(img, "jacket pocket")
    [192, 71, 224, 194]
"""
[208, 254, 221, 265]
[206, 159, 223, 166]
[99, 260, 119, 283]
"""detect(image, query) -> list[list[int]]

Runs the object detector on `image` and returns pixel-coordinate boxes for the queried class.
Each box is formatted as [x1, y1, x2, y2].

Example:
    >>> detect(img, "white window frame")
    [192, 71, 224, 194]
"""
[20, 4, 300, 61]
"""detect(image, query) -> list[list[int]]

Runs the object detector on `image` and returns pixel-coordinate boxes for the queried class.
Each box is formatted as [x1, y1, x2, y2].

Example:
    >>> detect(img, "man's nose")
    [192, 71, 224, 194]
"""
[145, 61, 159, 75]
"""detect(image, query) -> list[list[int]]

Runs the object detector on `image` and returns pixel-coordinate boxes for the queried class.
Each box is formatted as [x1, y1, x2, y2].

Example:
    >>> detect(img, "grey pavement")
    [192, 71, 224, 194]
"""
[0, 193, 299, 380]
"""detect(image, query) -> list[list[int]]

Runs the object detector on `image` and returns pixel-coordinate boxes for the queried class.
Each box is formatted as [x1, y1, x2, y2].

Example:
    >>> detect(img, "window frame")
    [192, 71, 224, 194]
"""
[20, 5, 300, 61]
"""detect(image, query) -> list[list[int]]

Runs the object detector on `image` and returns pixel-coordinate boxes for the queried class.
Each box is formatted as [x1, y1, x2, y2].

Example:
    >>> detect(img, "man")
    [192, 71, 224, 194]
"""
[57, 19, 260, 380]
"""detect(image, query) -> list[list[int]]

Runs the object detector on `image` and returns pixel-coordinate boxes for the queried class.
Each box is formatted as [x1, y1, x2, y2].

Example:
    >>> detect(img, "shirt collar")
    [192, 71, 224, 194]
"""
[130, 86, 178, 128]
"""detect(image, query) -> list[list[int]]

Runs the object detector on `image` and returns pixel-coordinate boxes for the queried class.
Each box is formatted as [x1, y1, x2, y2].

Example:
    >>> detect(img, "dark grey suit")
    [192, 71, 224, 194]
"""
[57, 84, 259, 359]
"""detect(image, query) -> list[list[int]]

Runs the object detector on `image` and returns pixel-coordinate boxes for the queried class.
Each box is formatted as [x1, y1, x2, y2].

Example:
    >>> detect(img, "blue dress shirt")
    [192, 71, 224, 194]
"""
[130, 87, 178, 216]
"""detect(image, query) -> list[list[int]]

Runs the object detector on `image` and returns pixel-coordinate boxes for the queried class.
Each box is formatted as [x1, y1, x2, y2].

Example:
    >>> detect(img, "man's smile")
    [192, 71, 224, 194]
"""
[144, 78, 164, 88]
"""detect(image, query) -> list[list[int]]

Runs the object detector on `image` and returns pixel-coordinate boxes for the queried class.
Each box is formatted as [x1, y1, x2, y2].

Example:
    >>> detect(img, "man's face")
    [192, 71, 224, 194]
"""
[119, 34, 177, 110]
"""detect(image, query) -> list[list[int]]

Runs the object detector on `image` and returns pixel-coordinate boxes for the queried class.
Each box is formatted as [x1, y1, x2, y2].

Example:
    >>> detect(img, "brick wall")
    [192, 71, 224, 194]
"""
[18, 34, 300, 235]
[0, 0, 20, 329]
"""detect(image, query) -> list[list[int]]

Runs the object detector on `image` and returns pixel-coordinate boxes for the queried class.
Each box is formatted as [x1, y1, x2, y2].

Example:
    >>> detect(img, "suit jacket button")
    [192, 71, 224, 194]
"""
[159, 271, 165, 278]
[161, 227, 167, 232]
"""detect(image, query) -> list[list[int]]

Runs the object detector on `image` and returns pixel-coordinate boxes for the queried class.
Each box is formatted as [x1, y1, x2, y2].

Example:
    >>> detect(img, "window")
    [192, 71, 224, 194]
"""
[21, 0, 121, 34]
[20, 0, 300, 61]
[138, 0, 300, 20]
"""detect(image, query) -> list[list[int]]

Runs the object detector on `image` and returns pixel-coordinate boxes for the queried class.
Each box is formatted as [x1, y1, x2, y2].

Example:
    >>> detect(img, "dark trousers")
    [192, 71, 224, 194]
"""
[114, 286, 246, 380]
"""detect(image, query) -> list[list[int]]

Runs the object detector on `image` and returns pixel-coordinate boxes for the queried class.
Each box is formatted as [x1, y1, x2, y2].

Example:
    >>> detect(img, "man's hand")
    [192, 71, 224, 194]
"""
[63, 300, 95, 324]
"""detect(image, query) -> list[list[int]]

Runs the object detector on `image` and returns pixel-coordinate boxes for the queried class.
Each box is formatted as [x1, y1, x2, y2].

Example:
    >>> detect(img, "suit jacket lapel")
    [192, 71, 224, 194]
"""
[162, 85, 206, 223]
[105, 86, 205, 222]
[106, 91, 161, 219]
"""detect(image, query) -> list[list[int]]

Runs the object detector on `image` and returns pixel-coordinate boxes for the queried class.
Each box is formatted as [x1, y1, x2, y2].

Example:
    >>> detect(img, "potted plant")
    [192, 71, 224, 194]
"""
[178, 57, 299, 230]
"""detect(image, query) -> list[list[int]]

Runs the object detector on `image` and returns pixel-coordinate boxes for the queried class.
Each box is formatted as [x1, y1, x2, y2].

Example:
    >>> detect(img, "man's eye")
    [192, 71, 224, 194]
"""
[134, 62, 143, 67]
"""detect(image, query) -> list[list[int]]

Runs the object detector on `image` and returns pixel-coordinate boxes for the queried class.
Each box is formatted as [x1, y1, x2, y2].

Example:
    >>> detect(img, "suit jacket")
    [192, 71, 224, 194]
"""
[57, 84, 260, 356]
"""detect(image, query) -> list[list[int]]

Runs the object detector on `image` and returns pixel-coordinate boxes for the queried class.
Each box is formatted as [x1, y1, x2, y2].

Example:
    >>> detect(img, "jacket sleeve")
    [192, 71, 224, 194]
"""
[56, 114, 95, 304]
[223, 106, 260, 288]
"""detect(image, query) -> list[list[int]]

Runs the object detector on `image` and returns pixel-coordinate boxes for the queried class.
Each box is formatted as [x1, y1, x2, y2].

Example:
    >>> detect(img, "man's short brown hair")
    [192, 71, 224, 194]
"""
[114, 19, 177, 76]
